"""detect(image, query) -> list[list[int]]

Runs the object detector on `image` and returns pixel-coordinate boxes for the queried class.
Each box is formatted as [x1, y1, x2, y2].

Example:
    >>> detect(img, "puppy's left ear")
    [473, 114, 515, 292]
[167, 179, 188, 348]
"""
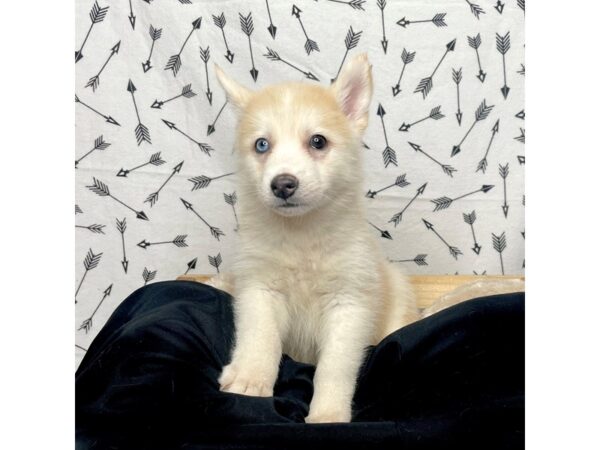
[331, 53, 373, 133]
[214, 64, 253, 111]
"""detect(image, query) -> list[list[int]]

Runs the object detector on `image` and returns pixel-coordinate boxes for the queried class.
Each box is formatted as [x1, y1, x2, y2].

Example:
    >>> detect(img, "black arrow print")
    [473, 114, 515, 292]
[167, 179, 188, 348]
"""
[117, 152, 165, 177]
[389, 254, 428, 266]
[198, 47, 213, 105]
[151, 84, 196, 109]
[366, 174, 409, 198]
[128, 0, 135, 29]
[494, 0, 505, 14]
[463, 210, 482, 254]
[76, 344, 88, 352]
[396, 13, 447, 28]
[165, 17, 202, 77]
[399, 106, 444, 132]
[184, 257, 197, 275]
[518, 0, 525, 14]
[415, 39, 456, 99]
[515, 128, 525, 143]
[499, 163, 509, 217]
[162, 120, 214, 156]
[467, 33, 486, 82]
[85, 41, 120, 92]
[224, 192, 239, 231]
[451, 99, 494, 157]
[331, 27, 362, 83]
[75, 135, 110, 168]
[75, 1, 109, 63]
[423, 219, 462, 260]
[87, 177, 149, 220]
[389, 182, 427, 226]
[212, 13, 235, 63]
[476, 119, 500, 173]
[328, 0, 366, 9]
[127, 80, 151, 146]
[189, 172, 235, 190]
[264, 48, 319, 81]
[240, 12, 259, 82]
[408, 142, 456, 177]
[178, 0, 192, 4]
[75, 204, 83, 214]
[144, 161, 183, 207]
[180, 198, 225, 241]
[292, 5, 319, 55]
[116, 217, 128, 273]
[492, 232, 507, 275]
[207, 100, 228, 136]
[377, 104, 397, 168]
[465, 0, 485, 19]
[517, 155, 525, 165]
[518, 64, 525, 76]
[75, 248, 102, 303]
[138, 234, 188, 249]
[142, 25, 162, 73]
[265, 0, 277, 39]
[368, 221, 392, 240]
[516, 110, 525, 120]
[391, 48, 415, 96]
[75, 95, 120, 126]
[208, 253, 223, 273]
[78, 284, 112, 333]
[376, 0, 389, 53]
[452, 67, 463, 125]
[142, 267, 157, 286]
[431, 185, 494, 211]
[496, 31, 511, 99]
[75, 223, 105, 234]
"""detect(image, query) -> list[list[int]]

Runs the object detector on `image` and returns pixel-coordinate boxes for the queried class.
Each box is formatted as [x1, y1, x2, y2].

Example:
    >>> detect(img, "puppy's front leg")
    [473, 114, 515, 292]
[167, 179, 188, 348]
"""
[219, 287, 287, 397]
[306, 299, 374, 423]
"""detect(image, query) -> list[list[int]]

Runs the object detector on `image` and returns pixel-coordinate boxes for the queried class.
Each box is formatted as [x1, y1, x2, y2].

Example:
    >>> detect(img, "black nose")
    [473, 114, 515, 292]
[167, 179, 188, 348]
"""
[271, 174, 298, 200]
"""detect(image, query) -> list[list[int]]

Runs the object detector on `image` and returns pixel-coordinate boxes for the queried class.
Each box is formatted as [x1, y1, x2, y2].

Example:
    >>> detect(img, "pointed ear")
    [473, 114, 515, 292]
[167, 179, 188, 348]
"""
[214, 64, 253, 110]
[331, 53, 373, 132]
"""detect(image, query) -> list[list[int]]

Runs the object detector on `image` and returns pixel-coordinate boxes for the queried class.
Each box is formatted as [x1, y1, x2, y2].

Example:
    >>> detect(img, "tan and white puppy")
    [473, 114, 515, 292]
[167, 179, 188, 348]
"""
[214, 54, 420, 423]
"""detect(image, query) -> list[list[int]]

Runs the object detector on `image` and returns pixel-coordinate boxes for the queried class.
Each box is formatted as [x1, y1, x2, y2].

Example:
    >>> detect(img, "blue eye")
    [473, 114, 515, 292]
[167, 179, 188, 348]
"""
[255, 138, 270, 153]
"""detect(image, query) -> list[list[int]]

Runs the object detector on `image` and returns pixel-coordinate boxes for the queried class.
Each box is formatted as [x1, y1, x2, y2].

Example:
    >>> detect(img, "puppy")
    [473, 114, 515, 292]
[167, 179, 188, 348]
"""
[214, 54, 420, 423]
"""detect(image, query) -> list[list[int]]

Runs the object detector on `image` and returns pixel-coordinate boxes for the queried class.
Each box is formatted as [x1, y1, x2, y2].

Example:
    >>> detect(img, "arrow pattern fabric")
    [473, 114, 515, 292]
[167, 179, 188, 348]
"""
[75, 0, 524, 367]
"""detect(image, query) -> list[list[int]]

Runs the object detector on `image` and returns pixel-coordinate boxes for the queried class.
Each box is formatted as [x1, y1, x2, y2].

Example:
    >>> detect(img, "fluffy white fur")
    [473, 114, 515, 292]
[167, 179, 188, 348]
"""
[213, 54, 420, 423]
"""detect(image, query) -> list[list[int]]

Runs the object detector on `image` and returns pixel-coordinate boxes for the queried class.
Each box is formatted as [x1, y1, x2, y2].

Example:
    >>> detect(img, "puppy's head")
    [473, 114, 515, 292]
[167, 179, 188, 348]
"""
[215, 54, 372, 217]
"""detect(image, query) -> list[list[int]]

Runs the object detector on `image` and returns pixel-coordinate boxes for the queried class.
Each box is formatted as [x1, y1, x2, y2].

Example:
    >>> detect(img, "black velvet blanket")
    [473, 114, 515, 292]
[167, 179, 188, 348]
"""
[75, 281, 524, 450]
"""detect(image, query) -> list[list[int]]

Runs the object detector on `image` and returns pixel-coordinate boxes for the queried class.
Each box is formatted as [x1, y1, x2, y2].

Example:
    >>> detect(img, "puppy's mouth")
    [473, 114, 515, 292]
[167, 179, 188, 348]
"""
[278, 202, 301, 208]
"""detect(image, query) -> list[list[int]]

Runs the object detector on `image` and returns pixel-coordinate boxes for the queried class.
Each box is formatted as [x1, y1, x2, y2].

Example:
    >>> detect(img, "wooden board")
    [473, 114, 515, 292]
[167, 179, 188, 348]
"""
[176, 274, 524, 309]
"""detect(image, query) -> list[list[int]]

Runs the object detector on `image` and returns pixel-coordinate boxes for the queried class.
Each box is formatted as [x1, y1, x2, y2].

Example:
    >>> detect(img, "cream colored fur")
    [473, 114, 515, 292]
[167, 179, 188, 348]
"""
[213, 54, 420, 423]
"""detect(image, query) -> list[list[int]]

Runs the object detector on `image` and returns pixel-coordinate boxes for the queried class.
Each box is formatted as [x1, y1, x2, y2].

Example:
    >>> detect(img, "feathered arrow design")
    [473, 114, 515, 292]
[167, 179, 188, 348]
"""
[389, 182, 427, 226]
[117, 152, 165, 177]
[423, 219, 462, 260]
[515, 128, 525, 143]
[75, 1, 109, 63]
[162, 119, 214, 156]
[165, 17, 202, 77]
[451, 99, 494, 157]
[399, 106, 444, 132]
[496, 31, 511, 99]
[415, 39, 456, 99]
[518, 0, 525, 14]
[409, 142, 456, 177]
[499, 163, 510, 217]
[138, 235, 188, 249]
[431, 185, 494, 211]
[224, 192, 239, 231]
[144, 161, 183, 207]
[209, 253, 223, 273]
[116, 217, 128, 273]
[376, 0, 389, 53]
[492, 232, 507, 275]
[207, 100, 228, 135]
[392, 48, 415, 96]
[331, 27, 362, 83]
[468, 33, 486, 82]
[75, 224, 105, 234]
[366, 174, 409, 198]
[292, 5, 319, 55]
[377, 104, 397, 168]
[87, 177, 149, 220]
[180, 198, 225, 241]
[75, 94, 120, 126]
[476, 119, 500, 173]
[151, 84, 196, 109]
[189, 172, 234, 190]
[76, 135, 110, 168]
[495, 1, 505, 14]
[396, 13, 447, 28]
[463, 210, 482, 254]
[142, 267, 157, 286]
[465, 0, 485, 19]
[212, 13, 234, 63]
[78, 284, 112, 333]
[198, 47, 213, 105]
[142, 25, 162, 73]
[75, 205, 83, 214]
[389, 254, 428, 266]
[127, 80, 151, 146]
[326, 0, 365, 9]
[85, 41, 120, 92]
[368, 221, 392, 240]
[240, 12, 259, 82]
[75, 248, 102, 303]
[265, 0, 277, 39]
[264, 48, 319, 81]
[184, 257, 197, 275]
[453, 67, 463, 125]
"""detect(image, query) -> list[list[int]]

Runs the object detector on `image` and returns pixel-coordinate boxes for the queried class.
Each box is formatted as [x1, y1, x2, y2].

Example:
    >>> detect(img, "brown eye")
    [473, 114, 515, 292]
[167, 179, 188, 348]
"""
[309, 134, 327, 150]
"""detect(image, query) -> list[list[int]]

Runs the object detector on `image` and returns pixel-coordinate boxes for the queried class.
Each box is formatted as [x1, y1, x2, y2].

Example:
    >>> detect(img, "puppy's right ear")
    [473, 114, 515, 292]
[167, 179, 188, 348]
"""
[214, 64, 252, 110]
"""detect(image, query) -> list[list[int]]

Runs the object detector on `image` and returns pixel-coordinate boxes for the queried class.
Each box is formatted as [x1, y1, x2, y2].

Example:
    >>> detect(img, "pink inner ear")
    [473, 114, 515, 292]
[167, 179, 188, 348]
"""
[339, 75, 366, 121]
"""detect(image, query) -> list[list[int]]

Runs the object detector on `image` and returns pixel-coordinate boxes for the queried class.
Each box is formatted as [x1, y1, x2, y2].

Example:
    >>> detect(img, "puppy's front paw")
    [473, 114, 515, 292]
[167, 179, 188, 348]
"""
[305, 407, 351, 424]
[218, 360, 275, 397]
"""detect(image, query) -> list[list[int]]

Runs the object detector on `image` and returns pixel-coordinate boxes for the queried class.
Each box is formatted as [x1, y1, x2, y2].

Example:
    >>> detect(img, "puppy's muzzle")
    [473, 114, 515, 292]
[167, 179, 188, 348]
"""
[271, 174, 299, 200]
